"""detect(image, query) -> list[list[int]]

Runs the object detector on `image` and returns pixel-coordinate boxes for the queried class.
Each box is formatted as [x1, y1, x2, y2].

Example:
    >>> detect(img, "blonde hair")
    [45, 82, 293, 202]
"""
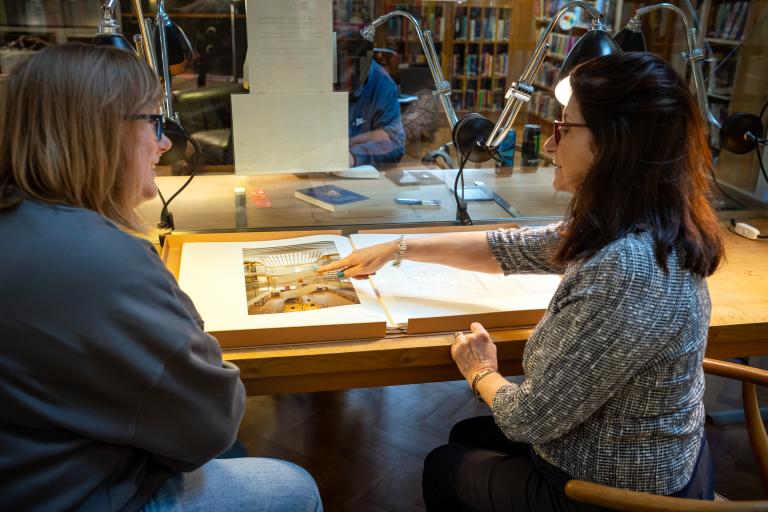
[0, 43, 163, 231]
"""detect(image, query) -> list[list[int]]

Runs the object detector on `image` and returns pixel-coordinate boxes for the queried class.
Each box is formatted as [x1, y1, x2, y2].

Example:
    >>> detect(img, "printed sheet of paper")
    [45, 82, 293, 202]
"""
[350, 234, 562, 328]
[178, 235, 389, 333]
[246, 0, 333, 93]
[232, 92, 349, 174]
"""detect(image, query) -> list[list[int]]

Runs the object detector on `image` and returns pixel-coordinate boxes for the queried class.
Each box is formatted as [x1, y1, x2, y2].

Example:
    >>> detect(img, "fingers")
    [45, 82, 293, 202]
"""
[469, 322, 491, 342]
[316, 257, 351, 274]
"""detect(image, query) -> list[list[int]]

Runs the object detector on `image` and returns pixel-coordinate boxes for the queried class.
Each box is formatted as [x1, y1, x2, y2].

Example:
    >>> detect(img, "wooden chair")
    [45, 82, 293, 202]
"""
[565, 358, 768, 511]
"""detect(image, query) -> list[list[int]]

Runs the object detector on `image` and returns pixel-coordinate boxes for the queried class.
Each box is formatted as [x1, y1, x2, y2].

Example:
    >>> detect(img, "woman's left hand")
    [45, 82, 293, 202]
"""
[451, 322, 498, 384]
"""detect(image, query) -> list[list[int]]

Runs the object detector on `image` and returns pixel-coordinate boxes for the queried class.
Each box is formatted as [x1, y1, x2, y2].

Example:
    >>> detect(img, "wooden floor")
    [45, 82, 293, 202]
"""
[238, 360, 766, 511]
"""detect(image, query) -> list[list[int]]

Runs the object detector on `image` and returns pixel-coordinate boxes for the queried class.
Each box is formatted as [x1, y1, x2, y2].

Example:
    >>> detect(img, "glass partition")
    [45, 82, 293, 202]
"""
[0, 0, 766, 234]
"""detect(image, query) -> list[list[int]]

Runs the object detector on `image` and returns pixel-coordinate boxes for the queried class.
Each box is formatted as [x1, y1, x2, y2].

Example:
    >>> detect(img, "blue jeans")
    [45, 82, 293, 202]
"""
[143, 458, 323, 512]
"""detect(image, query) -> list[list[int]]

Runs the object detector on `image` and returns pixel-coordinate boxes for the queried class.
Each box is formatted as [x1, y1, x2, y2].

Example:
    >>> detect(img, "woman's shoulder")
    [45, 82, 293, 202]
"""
[5, 199, 162, 285]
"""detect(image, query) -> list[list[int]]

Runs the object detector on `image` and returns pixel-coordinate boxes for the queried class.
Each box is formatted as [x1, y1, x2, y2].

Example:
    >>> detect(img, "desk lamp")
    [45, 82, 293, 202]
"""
[362, 4, 618, 163]
[91, 0, 134, 53]
[614, 3, 766, 183]
[362, 2, 619, 224]
[92, 0, 193, 167]
[91, 0, 198, 235]
[613, 3, 720, 128]
[361, 10, 458, 130]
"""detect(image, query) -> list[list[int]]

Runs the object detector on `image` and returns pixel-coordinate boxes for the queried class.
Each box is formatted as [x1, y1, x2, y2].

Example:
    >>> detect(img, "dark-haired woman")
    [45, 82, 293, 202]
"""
[318, 51, 723, 510]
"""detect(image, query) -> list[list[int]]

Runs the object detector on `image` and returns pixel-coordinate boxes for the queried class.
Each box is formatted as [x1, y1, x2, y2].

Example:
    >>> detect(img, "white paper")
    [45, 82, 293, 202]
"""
[178, 235, 390, 333]
[231, 92, 349, 174]
[350, 234, 562, 328]
[246, 0, 333, 93]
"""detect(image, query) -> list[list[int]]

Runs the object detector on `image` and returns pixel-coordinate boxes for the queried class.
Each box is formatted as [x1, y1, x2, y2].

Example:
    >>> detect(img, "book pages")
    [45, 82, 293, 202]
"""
[178, 235, 391, 334]
[350, 234, 562, 329]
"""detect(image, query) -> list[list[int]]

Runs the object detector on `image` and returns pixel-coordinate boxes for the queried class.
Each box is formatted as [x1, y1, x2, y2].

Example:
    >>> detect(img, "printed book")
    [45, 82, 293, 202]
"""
[294, 185, 369, 212]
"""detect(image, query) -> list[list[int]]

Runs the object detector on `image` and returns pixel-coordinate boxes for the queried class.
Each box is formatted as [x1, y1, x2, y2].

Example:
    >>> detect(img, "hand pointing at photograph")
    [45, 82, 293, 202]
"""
[316, 240, 399, 279]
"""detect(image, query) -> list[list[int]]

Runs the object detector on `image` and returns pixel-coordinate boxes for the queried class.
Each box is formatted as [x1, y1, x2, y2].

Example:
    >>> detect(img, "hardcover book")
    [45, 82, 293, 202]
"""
[294, 185, 370, 212]
[176, 233, 562, 347]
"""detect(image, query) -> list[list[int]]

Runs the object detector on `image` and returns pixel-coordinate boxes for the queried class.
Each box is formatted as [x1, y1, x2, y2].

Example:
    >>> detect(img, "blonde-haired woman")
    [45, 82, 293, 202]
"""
[0, 44, 322, 512]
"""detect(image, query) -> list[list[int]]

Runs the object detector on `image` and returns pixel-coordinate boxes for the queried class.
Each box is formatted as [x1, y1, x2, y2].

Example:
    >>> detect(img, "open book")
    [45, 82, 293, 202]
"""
[178, 233, 561, 348]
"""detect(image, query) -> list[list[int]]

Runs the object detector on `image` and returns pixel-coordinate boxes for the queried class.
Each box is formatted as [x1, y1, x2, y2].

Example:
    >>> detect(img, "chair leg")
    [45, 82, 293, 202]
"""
[743, 381, 768, 497]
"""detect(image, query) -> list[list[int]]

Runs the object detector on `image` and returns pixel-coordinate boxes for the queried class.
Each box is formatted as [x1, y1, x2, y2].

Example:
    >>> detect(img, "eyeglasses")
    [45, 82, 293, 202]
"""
[126, 114, 164, 141]
[553, 120, 588, 145]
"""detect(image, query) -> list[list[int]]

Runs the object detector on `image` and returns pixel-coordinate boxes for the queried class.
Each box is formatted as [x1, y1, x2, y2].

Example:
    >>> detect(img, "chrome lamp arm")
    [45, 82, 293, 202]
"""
[625, 3, 721, 128]
[129, 0, 178, 121]
[361, 10, 458, 128]
[485, 1, 604, 150]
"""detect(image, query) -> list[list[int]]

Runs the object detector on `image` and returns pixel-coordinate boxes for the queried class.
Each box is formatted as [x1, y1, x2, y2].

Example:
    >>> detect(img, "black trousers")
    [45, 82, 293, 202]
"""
[422, 416, 610, 512]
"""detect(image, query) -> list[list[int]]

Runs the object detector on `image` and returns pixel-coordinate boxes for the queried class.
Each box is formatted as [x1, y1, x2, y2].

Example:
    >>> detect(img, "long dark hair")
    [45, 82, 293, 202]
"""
[553, 52, 723, 277]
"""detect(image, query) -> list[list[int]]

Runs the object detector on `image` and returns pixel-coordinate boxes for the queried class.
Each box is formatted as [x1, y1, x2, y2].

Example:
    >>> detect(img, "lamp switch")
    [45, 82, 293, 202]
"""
[730, 222, 761, 240]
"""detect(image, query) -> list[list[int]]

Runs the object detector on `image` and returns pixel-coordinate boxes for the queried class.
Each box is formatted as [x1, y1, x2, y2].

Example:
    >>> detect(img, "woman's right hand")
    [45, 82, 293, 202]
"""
[316, 240, 398, 279]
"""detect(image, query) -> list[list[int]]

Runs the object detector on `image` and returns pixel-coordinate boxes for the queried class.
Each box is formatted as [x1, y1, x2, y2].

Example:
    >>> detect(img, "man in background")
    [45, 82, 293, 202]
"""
[336, 33, 405, 167]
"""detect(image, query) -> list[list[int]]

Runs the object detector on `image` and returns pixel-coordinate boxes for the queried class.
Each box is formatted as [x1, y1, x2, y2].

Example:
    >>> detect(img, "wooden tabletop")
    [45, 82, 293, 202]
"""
[212, 220, 768, 396]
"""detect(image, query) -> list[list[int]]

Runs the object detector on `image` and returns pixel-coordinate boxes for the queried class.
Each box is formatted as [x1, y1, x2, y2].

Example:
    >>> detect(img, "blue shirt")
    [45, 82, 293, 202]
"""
[349, 61, 405, 166]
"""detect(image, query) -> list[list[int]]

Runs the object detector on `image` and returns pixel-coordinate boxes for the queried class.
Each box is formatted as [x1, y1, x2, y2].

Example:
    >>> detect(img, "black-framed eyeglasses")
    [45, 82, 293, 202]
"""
[553, 120, 588, 145]
[125, 114, 164, 141]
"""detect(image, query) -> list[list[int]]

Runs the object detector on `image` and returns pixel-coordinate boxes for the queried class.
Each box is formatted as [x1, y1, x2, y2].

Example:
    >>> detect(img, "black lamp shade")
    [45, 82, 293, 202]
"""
[155, 20, 194, 75]
[614, 27, 647, 52]
[452, 113, 496, 163]
[720, 112, 764, 154]
[90, 33, 135, 54]
[554, 29, 621, 104]
[559, 29, 621, 82]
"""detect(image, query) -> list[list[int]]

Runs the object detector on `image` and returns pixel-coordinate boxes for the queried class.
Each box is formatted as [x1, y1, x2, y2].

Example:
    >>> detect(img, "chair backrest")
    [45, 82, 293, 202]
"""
[564, 358, 768, 511]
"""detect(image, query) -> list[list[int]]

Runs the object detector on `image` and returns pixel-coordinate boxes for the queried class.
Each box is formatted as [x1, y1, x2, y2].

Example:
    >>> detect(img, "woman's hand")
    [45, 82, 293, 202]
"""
[316, 240, 397, 279]
[451, 322, 498, 384]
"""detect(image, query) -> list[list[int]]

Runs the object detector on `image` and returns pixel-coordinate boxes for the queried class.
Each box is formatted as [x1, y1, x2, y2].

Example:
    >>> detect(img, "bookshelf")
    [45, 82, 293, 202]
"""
[448, 3, 514, 115]
[375, 0, 516, 118]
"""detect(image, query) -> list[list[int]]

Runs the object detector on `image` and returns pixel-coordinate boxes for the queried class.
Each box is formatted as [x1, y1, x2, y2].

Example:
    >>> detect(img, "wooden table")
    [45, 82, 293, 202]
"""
[213, 220, 768, 396]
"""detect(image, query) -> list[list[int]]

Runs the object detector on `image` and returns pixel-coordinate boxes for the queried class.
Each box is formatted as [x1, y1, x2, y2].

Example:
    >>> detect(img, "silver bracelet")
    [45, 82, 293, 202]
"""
[392, 235, 407, 267]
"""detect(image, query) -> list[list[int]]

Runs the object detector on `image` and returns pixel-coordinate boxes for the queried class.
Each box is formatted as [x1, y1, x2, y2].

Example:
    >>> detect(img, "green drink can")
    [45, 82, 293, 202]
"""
[521, 124, 541, 170]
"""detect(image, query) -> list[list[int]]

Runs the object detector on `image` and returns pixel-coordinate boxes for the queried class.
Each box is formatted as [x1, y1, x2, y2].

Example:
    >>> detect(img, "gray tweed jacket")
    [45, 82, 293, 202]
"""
[487, 224, 708, 495]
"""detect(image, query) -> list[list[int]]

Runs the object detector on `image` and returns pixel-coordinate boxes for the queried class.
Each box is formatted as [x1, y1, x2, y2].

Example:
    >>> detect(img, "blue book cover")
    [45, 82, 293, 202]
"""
[294, 185, 369, 212]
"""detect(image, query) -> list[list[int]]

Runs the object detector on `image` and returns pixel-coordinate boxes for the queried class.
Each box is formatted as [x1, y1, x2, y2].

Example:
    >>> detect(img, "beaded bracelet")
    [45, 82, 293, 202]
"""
[392, 234, 407, 267]
[471, 368, 497, 402]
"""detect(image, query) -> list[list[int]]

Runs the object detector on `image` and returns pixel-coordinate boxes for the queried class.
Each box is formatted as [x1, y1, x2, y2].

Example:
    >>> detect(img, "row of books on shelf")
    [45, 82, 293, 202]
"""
[421, 5, 447, 42]
[454, 7, 511, 41]
[528, 92, 559, 121]
[542, 31, 579, 58]
[451, 87, 506, 112]
[383, 4, 415, 38]
[536, 0, 616, 29]
[708, 1, 750, 40]
[706, 52, 738, 96]
[451, 52, 509, 78]
[535, 61, 560, 89]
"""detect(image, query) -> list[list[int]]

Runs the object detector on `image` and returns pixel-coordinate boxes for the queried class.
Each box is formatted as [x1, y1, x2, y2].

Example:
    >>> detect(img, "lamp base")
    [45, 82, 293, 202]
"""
[452, 113, 495, 164]
[720, 112, 764, 155]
